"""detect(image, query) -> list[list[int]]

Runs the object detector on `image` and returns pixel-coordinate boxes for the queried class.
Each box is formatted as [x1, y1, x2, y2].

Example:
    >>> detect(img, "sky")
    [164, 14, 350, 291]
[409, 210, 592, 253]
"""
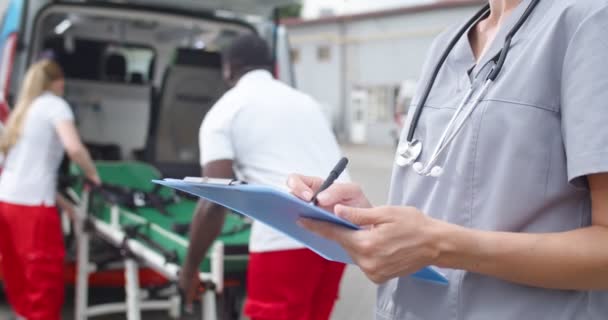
[302, 0, 435, 18]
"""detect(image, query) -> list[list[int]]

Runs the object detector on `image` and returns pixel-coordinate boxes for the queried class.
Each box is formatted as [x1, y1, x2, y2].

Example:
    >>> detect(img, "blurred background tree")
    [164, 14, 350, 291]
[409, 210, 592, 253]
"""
[277, 3, 302, 19]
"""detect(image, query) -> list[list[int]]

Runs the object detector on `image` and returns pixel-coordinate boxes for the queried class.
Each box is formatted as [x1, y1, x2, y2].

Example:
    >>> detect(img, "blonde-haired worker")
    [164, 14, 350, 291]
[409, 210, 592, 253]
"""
[0, 59, 100, 320]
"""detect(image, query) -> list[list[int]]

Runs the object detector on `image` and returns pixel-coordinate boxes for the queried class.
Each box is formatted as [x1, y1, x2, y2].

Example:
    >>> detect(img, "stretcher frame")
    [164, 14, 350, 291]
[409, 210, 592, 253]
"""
[70, 188, 224, 320]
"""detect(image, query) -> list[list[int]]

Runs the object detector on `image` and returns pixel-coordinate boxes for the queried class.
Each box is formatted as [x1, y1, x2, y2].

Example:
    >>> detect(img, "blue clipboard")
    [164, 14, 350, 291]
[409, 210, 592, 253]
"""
[154, 178, 448, 285]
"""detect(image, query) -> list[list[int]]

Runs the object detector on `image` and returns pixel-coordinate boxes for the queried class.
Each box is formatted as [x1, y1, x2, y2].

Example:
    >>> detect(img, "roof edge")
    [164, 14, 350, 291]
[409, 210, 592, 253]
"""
[282, 0, 485, 27]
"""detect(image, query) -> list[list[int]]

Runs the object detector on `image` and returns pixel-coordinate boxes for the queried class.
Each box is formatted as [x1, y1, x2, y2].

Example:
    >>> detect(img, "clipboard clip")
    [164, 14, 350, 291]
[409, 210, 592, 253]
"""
[183, 177, 247, 186]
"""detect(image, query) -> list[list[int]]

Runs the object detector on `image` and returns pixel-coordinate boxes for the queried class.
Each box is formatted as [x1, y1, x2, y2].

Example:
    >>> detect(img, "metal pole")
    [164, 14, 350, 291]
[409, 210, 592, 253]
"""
[110, 205, 120, 228]
[168, 294, 181, 319]
[202, 290, 217, 320]
[74, 227, 90, 320]
[75, 190, 90, 320]
[125, 258, 141, 320]
[201, 242, 223, 320]
[211, 242, 224, 294]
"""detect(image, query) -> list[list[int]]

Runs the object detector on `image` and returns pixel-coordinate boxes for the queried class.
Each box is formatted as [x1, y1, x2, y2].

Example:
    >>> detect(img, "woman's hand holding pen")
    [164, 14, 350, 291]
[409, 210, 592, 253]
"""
[287, 174, 446, 284]
[287, 174, 372, 212]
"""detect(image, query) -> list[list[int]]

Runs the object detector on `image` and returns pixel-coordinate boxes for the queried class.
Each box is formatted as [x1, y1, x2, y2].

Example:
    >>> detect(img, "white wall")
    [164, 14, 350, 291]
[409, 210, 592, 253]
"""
[289, 4, 481, 145]
[290, 23, 343, 131]
[302, 0, 434, 19]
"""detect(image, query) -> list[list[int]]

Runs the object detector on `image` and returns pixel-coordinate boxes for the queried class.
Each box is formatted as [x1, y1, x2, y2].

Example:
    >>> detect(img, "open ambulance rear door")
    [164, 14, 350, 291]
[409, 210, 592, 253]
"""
[57, 0, 299, 86]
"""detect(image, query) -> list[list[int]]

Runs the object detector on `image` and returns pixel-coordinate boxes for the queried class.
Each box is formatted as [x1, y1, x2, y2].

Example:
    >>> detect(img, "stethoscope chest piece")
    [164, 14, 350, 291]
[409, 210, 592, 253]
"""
[396, 139, 422, 167]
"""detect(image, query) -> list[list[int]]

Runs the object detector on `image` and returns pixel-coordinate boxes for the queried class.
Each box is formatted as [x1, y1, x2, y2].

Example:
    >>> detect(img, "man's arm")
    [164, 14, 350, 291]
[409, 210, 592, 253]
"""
[179, 159, 234, 305]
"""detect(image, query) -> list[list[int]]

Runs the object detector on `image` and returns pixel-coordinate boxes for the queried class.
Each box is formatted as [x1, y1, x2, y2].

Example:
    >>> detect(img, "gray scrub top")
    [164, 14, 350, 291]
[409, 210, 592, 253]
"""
[377, 0, 608, 319]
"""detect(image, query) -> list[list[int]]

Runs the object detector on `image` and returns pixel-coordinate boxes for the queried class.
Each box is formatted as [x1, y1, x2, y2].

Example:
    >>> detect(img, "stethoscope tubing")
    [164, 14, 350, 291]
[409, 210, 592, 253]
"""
[406, 4, 491, 142]
[406, 0, 540, 143]
[400, 0, 541, 174]
[416, 87, 475, 174]
[416, 79, 493, 175]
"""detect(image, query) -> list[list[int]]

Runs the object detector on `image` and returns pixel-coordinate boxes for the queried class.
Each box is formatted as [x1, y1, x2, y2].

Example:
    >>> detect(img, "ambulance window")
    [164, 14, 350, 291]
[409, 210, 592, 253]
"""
[107, 46, 155, 83]
[42, 37, 155, 83]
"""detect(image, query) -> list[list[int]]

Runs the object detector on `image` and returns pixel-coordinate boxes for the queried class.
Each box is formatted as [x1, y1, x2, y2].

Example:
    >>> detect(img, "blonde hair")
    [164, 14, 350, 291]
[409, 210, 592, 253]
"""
[0, 59, 64, 154]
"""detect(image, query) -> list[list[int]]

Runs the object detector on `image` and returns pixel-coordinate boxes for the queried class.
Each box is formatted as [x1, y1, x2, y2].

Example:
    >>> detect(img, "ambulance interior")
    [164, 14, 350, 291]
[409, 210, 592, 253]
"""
[30, 5, 253, 177]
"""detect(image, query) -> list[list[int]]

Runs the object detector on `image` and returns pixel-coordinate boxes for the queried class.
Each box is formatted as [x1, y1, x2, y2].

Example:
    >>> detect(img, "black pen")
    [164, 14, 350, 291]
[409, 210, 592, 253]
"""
[311, 157, 349, 205]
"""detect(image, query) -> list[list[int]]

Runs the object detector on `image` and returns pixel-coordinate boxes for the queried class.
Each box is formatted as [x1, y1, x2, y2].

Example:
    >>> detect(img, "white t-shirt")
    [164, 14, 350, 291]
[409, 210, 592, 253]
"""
[0, 92, 74, 206]
[199, 70, 349, 253]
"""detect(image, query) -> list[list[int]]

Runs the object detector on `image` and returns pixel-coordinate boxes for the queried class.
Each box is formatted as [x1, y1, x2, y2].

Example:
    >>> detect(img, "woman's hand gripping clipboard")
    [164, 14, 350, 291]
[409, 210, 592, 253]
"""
[153, 178, 448, 285]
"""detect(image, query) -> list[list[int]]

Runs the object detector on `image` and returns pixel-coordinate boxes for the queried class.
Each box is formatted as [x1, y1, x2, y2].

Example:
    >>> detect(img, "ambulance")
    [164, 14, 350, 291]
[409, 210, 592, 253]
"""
[0, 0, 297, 317]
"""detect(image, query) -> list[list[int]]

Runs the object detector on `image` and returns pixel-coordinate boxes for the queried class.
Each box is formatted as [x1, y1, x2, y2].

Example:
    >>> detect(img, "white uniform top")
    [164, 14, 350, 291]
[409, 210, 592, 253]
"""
[199, 70, 349, 253]
[0, 92, 74, 206]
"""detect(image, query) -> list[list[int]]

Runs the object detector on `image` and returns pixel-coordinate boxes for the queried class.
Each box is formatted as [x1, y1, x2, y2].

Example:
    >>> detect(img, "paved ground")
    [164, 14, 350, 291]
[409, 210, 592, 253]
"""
[0, 144, 395, 320]
[331, 144, 395, 320]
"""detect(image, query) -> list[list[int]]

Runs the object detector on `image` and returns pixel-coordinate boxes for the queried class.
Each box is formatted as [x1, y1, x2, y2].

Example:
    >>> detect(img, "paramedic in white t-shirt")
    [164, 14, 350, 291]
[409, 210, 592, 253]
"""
[0, 60, 100, 320]
[179, 34, 348, 320]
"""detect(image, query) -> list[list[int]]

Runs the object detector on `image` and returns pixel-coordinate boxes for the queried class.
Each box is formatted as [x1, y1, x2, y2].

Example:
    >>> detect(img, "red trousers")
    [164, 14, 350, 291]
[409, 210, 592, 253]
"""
[0, 202, 65, 320]
[244, 248, 346, 320]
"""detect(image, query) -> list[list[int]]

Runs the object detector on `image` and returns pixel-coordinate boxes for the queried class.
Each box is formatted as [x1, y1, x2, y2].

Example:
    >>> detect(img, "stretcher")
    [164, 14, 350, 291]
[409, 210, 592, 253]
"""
[63, 161, 251, 319]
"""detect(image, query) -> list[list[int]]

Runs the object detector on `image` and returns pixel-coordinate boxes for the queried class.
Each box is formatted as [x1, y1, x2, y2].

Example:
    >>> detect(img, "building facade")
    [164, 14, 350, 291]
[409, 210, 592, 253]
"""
[285, 0, 484, 146]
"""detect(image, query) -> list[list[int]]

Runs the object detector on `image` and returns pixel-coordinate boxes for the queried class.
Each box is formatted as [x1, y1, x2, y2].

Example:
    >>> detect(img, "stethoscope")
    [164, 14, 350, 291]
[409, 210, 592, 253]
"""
[396, 0, 540, 177]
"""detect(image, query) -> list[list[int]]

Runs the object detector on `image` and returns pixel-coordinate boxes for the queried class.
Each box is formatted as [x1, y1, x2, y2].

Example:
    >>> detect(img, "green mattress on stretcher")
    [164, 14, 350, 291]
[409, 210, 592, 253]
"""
[67, 161, 250, 275]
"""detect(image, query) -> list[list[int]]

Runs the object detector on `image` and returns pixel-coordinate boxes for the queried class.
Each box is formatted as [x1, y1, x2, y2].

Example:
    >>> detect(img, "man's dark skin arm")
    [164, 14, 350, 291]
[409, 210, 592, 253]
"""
[179, 159, 235, 308]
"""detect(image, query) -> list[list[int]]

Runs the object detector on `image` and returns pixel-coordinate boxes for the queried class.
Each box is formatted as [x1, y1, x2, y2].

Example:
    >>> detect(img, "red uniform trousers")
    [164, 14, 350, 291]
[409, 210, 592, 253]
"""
[0, 202, 65, 320]
[244, 248, 346, 320]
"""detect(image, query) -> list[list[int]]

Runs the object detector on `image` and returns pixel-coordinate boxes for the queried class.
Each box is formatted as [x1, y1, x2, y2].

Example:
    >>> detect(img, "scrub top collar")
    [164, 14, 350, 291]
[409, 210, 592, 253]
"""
[452, 0, 535, 81]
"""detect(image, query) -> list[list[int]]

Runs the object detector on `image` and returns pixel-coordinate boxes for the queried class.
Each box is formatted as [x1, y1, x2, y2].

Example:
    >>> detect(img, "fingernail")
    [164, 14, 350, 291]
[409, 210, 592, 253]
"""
[302, 191, 312, 201]
[317, 192, 329, 202]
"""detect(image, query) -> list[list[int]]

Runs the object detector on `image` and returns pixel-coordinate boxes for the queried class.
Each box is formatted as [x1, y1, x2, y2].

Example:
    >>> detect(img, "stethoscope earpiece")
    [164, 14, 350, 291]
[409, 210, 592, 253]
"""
[429, 166, 444, 177]
[412, 162, 424, 174]
[411, 163, 444, 177]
